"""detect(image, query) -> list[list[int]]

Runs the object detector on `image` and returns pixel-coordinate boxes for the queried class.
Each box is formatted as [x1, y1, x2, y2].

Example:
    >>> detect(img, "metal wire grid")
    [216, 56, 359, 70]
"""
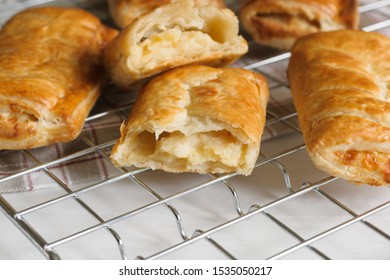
[0, 0, 389, 260]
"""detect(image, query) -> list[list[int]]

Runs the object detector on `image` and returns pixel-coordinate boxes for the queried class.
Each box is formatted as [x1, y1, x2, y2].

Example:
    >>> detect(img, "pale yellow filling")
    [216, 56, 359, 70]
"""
[134, 29, 219, 69]
[132, 130, 247, 169]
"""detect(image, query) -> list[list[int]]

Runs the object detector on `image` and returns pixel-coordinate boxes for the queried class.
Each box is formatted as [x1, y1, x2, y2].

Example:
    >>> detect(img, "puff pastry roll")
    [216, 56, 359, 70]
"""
[108, 0, 226, 29]
[288, 30, 390, 187]
[103, 0, 248, 89]
[0, 7, 118, 150]
[240, 0, 359, 50]
[110, 65, 269, 175]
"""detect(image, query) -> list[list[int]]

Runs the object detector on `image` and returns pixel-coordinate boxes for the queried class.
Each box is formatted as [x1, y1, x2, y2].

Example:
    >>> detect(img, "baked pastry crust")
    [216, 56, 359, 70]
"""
[288, 30, 390, 187]
[103, 0, 248, 89]
[240, 0, 359, 50]
[110, 65, 269, 175]
[108, 0, 226, 29]
[0, 7, 118, 150]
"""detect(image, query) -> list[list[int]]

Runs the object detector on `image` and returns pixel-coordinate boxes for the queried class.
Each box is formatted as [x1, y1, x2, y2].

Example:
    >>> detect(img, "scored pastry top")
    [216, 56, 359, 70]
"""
[0, 7, 118, 150]
[288, 30, 390, 186]
[240, 0, 359, 50]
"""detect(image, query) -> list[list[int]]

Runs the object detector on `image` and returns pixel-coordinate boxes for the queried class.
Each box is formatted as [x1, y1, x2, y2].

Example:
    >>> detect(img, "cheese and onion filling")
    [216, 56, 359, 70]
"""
[131, 130, 248, 171]
[130, 11, 239, 71]
[134, 29, 215, 69]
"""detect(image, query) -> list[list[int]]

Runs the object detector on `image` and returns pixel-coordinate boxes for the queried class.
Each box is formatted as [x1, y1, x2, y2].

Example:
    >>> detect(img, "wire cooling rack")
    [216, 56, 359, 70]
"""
[0, 0, 389, 260]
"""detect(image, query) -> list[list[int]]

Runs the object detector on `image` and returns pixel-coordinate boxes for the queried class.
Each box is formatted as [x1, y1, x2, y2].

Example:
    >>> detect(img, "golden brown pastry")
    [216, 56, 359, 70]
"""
[240, 0, 359, 50]
[110, 65, 269, 175]
[108, 0, 226, 29]
[288, 30, 390, 187]
[0, 7, 118, 150]
[103, 0, 248, 89]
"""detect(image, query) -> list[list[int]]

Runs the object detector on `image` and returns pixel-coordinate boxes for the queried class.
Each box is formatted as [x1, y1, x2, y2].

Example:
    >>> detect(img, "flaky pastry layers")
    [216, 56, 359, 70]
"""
[108, 0, 226, 29]
[110, 65, 269, 175]
[103, 0, 248, 89]
[0, 7, 118, 150]
[240, 0, 359, 50]
[288, 30, 390, 186]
